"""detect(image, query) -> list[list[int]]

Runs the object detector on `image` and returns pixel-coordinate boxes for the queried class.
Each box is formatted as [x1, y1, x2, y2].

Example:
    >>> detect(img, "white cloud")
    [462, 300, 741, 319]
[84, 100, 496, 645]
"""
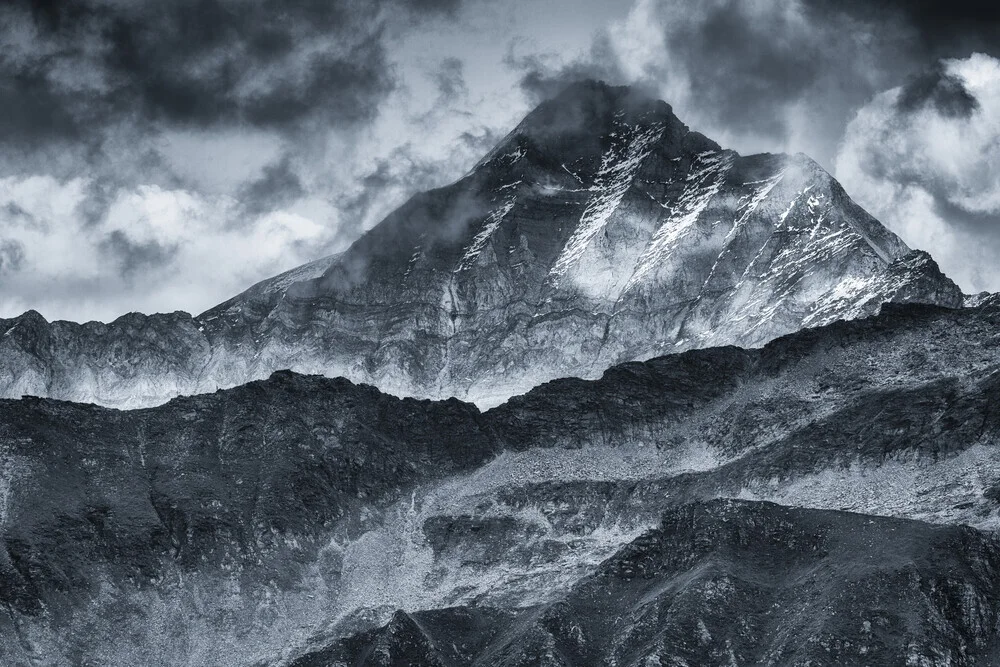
[835, 53, 1000, 294]
[0, 176, 334, 322]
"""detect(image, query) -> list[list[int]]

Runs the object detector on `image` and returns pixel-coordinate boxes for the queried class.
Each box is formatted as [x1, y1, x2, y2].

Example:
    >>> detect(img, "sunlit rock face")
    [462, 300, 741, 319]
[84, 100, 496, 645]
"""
[0, 81, 964, 409]
[292, 501, 1000, 667]
[4, 299, 1000, 665]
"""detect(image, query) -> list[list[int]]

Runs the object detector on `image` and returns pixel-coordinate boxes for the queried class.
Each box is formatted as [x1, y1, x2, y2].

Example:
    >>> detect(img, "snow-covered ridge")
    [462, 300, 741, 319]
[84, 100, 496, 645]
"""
[965, 291, 997, 308]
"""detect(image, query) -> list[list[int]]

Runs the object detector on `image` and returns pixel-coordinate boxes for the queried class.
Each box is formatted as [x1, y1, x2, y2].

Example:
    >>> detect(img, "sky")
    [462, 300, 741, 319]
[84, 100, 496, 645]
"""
[0, 0, 998, 321]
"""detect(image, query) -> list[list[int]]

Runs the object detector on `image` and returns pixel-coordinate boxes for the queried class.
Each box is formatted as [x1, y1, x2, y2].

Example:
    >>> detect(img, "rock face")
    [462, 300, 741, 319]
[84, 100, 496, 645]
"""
[3, 298, 1000, 665]
[0, 81, 964, 408]
[0, 373, 498, 666]
[294, 501, 1000, 667]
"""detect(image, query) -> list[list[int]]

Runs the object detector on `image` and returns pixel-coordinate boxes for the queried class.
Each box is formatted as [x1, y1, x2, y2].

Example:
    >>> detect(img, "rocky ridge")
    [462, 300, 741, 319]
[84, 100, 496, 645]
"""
[292, 500, 1000, 667]
[0, 82, 964, 409]
[2, 298, 1000, 665]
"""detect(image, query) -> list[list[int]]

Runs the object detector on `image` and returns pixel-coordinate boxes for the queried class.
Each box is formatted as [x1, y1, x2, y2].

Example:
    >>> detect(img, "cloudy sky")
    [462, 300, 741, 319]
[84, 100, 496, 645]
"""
[1, 0, 998, 321]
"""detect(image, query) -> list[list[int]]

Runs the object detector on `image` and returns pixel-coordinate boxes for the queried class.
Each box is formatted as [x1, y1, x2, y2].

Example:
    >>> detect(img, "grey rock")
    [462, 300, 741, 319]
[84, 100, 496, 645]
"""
[294, 500, 1000, 667]
[2, 299, 1000, 664]
[0, 82, 964, 408]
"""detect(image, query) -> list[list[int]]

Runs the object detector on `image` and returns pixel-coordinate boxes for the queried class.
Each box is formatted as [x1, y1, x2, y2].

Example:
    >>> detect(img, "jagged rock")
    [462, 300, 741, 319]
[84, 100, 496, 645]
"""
[295, 500, 1000, 667]
[2, 300, 1000, 665]
[0, 82, 964, 409]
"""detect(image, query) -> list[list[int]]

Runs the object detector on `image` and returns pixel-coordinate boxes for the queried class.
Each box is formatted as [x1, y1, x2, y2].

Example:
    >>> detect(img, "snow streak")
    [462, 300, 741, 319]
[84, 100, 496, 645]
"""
[548, 120, 665, 286]
[455, 183, 521, 272]
[624, 151, 735, 292]
[698, 170, 786, 295]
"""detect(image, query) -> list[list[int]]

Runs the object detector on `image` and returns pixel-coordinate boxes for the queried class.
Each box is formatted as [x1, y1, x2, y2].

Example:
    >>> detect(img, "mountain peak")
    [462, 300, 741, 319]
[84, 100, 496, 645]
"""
[475, 80, 699, 174]
[0, 84, 964, 409]
[529, 79, 675, 127]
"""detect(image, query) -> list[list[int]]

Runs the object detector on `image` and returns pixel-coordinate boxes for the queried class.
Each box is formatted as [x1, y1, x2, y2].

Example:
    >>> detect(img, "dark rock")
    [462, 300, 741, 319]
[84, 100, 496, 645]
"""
[296, 500, 1000, 667]
[2, 300, 1000, 664]
[0, 83, 963, 409]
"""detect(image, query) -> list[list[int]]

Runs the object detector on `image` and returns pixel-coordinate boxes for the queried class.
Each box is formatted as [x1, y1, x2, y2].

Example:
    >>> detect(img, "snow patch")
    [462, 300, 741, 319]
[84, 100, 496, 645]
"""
[698, 170, 786, 294]
[455, 184, 521, 272]
[624, 151, 735, 292]
[548, 122, 666, 285]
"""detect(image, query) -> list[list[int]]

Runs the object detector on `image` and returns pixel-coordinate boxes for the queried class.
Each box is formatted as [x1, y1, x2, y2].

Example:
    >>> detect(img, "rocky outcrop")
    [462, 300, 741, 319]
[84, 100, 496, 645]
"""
[2, 299, 1000, 665]
[294, 500, 1000, 667]
[0, 81, 964, 409]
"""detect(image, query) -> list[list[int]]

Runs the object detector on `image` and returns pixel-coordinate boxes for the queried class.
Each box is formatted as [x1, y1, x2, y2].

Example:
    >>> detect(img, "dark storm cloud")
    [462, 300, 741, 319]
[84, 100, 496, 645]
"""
[896, 64, 980, 118]
[3, 202, 35, 226]
[76, 179, 121, 229]
[507, 34, 632, 104]
[412, 56, 475, 131]
[1, 0, 467, 145]
[0, 67, 84, 146]
[0, 240, 26, 275]
[336, 146, 445, 241]
[806, 0, 1000, 55]
[457, 127, 504, 160]
[100, 230, 179, 278]
[931, 193, 1000, 237]
[238, 157, 305, 217]
[335, 127, 502, 243]
[510, 0, 999, 167]
[432, 57, 468, 100]
[404, 0, 464, 17]
[506, 3, 866, 151]
[3, 1, 384, 135]
[677, 6, 845, 137]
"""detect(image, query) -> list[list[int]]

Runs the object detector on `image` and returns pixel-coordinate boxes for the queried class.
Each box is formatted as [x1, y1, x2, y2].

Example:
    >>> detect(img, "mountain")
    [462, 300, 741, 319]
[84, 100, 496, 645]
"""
[292, 501, 1000, 667]
[3, 297, 1000, 665]
[0, 81, 964, 409]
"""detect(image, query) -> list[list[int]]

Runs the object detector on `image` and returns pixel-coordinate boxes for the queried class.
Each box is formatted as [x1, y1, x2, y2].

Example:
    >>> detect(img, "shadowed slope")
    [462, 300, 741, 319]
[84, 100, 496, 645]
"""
[0, 82, 963, 409]
[2, 299, 1000, 664]
[291, 500, 1000, 667]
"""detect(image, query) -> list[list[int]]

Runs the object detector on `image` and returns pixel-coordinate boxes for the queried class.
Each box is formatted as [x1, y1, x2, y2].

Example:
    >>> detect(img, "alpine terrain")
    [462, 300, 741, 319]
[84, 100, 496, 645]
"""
[0, 82, 962, 408]
[2, 298, 1000, 665]
[0, 81, 995, 667]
